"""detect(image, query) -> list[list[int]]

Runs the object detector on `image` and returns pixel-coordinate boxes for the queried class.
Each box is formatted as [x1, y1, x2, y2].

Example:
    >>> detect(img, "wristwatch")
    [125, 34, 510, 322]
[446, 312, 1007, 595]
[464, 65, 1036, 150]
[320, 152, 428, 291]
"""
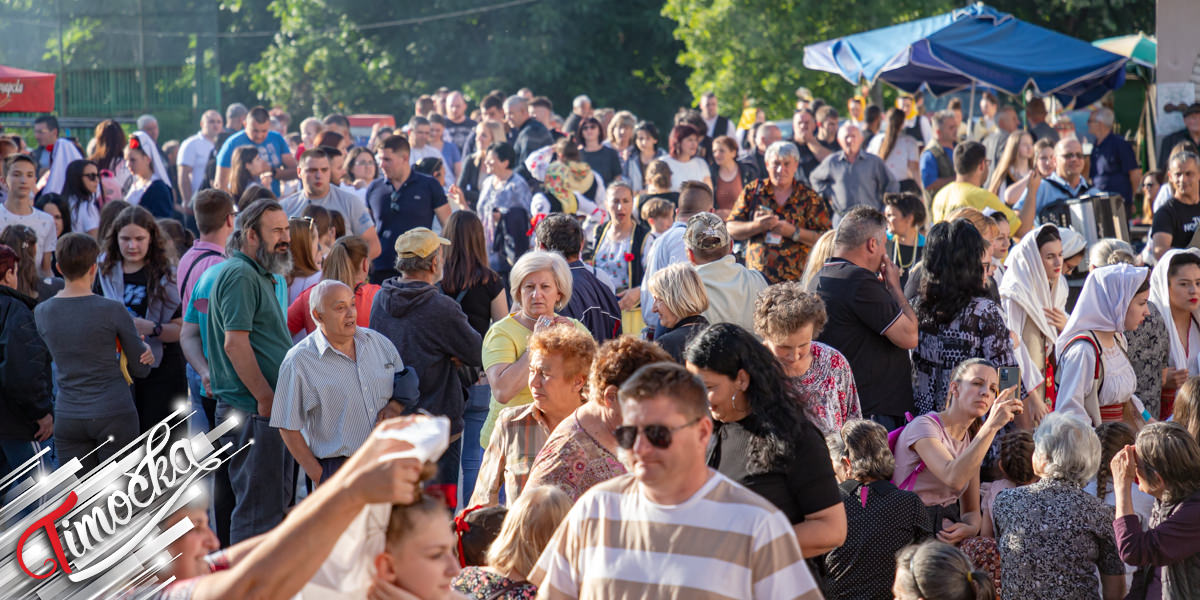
[151, 322, 163, 338]
[791, 227, 803, 243]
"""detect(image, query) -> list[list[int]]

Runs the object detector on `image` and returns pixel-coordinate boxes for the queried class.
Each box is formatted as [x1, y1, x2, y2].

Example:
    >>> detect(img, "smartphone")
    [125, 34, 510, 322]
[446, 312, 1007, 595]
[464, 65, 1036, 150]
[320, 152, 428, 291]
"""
[998, 366, 1020, 391]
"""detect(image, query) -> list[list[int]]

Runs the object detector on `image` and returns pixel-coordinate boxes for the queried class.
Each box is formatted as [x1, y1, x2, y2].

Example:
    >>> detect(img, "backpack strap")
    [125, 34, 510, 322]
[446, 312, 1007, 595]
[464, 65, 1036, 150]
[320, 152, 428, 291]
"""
[181, 249, 223, 300]
[895, 413, 942, 491]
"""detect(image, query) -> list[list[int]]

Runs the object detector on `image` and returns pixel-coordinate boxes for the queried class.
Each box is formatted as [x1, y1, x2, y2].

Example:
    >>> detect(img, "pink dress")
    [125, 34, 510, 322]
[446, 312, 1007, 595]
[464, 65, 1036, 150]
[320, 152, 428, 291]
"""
[525, 414, 625, 502]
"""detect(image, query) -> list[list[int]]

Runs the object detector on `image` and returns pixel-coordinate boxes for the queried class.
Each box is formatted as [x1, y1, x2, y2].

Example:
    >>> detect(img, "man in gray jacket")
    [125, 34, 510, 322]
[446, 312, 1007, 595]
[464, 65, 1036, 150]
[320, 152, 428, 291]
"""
[369, 227, 483, 490]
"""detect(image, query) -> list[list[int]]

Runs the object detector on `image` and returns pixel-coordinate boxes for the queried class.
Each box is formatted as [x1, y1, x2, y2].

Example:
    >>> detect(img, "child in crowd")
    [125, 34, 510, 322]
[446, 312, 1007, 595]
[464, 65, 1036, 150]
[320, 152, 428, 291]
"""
[980, 430, 1037, 537]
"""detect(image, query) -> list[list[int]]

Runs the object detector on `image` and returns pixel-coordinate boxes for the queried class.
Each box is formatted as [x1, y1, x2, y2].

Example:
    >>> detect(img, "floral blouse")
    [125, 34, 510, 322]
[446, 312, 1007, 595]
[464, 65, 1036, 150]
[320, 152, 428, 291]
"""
[525, 414, 625, 502]
[789, 341, 862, 435]
[593, 232, 632, 292]
[993, 478, 1125, 600]
[1126, 301, 1170, 419]
[452, 567, 537, 600]
[728, 178, 831, 284]
[913, 296, 1016, 415]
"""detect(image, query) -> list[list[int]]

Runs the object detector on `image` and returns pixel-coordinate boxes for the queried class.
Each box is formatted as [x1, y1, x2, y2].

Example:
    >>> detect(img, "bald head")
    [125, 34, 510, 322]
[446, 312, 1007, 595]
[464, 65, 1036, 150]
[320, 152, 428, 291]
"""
[200, 110, 224, 137]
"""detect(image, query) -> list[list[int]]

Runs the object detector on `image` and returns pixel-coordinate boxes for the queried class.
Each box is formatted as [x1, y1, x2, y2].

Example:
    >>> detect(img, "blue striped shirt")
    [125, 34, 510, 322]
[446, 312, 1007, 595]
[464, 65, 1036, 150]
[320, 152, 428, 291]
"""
[270, 327, 403, 458]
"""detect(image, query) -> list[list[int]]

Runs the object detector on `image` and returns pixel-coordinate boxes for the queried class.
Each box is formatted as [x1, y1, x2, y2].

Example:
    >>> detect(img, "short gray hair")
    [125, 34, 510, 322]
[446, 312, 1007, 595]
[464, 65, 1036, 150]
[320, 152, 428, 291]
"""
[395, 247, 439, 275]
[504, 95, 528, 112]
[755, 123, 780, 145]
[309, 279, 352, 318]
[1033, 412, 1101, 485]
[833, 206, 886, 250]
[509, 250, 573, 312]
[226, 102, 248, 121]
[764, 140, 800, 165]
[933, 109, 956, 128]
[1092, 107, 1115, 127]
[573, 95, 592, 109]
[136, 114, 158, 129]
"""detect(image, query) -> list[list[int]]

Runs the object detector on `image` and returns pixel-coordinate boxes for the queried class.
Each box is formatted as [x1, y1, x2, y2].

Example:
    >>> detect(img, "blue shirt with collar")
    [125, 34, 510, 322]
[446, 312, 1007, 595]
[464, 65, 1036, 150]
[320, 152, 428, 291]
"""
[365, 170, 448, 273]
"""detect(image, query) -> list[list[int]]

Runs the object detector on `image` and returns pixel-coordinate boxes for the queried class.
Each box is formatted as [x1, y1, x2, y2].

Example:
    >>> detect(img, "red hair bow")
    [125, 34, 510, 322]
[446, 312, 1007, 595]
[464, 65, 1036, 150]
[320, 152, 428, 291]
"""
[129, 136, 141, 150]
[454, 504, 485, 568]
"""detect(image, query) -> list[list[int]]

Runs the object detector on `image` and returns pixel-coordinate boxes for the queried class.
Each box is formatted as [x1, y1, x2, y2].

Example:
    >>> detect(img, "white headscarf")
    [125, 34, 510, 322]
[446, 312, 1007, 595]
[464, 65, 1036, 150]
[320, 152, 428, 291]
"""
[1054, 227, 1087, 310]
[1055, 263, 1149, 356]
[1001, 223, 1064, 340]
[1149, 248, 1200, 372]
[124, 131, 172, 207]
[42, 137, 84, 195]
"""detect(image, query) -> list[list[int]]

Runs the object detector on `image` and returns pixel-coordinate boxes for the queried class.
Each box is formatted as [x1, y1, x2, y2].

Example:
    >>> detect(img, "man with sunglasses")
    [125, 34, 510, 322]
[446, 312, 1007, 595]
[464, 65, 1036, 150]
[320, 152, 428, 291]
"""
[1015, 138, 1094, 222]
[530, 362, 820, 600]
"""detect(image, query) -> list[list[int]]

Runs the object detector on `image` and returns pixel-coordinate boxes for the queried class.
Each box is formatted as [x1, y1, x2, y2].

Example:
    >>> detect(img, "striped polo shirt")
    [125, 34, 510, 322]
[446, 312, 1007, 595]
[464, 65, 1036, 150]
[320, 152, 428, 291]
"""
[529, 470, 822, 599]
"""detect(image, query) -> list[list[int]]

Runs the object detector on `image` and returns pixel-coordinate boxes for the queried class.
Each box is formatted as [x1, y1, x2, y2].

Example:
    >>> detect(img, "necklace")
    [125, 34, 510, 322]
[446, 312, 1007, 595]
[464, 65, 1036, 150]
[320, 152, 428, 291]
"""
[892, 235, 917, 270]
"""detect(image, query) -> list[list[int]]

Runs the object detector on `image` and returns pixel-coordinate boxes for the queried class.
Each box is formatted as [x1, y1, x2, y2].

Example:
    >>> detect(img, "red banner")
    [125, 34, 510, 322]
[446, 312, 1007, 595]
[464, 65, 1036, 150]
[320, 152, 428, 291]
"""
[0, 65, 56, 113]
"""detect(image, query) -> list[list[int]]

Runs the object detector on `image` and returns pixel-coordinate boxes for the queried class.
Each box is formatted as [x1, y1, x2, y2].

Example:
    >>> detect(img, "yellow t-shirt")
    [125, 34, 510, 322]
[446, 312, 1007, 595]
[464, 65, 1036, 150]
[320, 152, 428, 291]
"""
[931, 181, 1020, 231]
[479, 314, 589, 448]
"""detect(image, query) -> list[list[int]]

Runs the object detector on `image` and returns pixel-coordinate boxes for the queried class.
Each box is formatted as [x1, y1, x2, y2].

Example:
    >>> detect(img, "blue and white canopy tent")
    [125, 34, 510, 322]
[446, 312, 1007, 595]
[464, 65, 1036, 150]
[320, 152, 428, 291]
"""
[802, 3, 1129, 109]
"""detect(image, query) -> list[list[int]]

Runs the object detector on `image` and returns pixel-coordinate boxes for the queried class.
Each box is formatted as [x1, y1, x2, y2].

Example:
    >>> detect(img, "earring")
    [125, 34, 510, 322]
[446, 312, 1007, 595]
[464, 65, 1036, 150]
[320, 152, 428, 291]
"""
[731, 393, 738, 411]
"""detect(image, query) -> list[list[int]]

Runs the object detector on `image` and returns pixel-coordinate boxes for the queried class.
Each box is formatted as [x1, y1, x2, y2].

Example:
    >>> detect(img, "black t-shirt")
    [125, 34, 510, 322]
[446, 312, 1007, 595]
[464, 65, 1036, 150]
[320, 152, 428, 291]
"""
[581, 146, 623, 185]
[1151, 197, 1200, 249]
[93, 267, 151, 318]
[707, 413, 841, 524]
[814, 258, 914, 416]
[444, 274, 505, 339]
[794, 142, 820, 177]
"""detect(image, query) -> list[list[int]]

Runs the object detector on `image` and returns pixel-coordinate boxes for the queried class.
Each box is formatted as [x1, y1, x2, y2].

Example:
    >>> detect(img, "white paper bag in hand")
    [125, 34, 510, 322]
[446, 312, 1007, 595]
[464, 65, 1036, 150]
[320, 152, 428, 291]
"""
[294, 416, 451, 599]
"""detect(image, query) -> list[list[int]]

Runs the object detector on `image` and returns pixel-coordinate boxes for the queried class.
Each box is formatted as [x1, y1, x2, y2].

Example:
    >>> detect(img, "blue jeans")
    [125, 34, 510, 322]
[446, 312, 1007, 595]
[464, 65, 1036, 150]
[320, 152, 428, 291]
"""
[215, 403, 296, 544]
[458, 383, 491, 508]
[186, 364, 214, 435]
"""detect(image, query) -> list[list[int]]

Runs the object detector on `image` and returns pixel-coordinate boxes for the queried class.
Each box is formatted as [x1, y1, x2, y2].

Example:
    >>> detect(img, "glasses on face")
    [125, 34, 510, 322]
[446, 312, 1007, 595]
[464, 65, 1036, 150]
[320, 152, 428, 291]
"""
[614, 417, 702, 450]
[353, 159, 375, 168]
[1060, 152, 1086, 160]
[82, 172, 99, 181]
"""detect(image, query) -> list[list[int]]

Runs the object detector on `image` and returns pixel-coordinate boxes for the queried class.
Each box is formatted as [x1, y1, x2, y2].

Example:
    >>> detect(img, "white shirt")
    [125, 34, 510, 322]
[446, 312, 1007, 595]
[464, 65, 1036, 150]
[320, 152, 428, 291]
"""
[178, 132, 216, 199]
[408, 145, 443, 166]
[867, 133, 920, 182]
[0, 203, 57, 265]
[660, 156, 710, 192]
[704, 115, 734, 139]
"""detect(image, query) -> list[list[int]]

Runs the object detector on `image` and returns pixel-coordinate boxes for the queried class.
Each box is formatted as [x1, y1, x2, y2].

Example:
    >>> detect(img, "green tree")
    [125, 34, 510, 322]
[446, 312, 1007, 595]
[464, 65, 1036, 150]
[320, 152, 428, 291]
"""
[661, 0, 953, 120]
[251, 0, 691, 126]
[662, 0, 1152, 120]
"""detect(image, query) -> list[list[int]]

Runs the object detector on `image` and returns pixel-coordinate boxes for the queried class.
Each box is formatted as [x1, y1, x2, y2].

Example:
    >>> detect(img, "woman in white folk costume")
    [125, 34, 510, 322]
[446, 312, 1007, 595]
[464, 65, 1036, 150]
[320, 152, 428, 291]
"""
[1053, 264, 1152, 427]
[1149, 248, 1200, 419]
[1000, 224, 1068, 427]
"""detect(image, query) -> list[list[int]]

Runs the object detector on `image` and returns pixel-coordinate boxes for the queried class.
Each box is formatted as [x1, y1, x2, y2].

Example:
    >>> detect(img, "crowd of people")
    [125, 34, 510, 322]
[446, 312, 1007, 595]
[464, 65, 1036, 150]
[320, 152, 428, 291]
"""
[0, 83, 1199, 600]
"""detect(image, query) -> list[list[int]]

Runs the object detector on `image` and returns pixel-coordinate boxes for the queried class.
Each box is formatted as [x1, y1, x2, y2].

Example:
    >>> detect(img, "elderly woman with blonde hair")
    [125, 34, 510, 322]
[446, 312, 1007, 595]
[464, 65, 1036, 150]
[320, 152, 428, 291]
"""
[525, 336, 673, 501]
[645, 261, 709, 362]
[755, 282, 861, 435]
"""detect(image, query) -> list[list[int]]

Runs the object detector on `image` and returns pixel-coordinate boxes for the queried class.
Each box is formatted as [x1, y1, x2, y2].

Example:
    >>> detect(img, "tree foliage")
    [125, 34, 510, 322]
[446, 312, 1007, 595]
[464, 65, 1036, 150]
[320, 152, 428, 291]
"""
[250, 0, 692, 125]
[661, 0, 1153, 120]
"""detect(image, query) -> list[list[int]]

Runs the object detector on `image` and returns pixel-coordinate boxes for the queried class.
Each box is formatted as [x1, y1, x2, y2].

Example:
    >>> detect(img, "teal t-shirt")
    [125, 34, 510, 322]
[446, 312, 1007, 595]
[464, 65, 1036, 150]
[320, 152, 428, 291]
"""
[203, 251, 292, 413]
[185, 260, 287, 354]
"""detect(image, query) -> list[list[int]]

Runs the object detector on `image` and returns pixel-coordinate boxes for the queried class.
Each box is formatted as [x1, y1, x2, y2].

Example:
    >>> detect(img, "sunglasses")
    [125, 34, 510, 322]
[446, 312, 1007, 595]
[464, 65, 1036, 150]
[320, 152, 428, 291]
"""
[1060, 152, 1086, 160]
[290, 216, 315, 230]
[82, 172, 99, 181]
[614, 417, 702, 450]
